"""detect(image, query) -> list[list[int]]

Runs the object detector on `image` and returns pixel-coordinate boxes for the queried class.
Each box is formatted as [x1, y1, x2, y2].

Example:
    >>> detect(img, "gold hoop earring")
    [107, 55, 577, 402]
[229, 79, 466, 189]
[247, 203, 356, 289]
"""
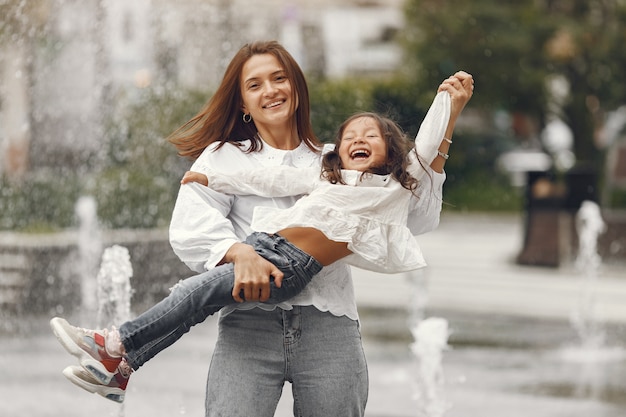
[242, 113, 252, 123]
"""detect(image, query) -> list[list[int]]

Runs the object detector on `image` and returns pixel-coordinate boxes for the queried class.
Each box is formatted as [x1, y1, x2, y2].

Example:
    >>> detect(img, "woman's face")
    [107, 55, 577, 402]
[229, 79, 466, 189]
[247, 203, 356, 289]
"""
[240, 53, 296, 129]
[337, 116, 388, 171]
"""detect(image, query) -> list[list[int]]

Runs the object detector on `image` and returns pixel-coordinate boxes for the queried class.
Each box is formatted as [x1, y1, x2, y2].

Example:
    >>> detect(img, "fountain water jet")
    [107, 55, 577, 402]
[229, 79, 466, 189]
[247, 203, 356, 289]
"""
[565, 200, 624, 358]
[92, 244, 133, 415]
[553, 201, 626, 401]
[571, 200, 606, 348]
[410, 317, 451, 417]
[75, 195, 102, 323]
[96, 245, 133, 329]
[75, 195, 133, 414]
[407, 268, 451, 416]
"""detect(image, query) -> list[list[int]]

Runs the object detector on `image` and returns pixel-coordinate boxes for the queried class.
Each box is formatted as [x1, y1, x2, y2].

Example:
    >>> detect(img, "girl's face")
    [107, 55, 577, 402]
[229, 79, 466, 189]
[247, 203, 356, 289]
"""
[337, 116, 388, 171]
[240, 53, 296, 129]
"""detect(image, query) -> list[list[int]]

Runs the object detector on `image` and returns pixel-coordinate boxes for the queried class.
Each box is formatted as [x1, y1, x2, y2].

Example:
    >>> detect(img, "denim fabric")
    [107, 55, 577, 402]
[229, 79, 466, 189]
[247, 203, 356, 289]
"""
[118, 232, 322, 369]
[206, 306, 368, 417]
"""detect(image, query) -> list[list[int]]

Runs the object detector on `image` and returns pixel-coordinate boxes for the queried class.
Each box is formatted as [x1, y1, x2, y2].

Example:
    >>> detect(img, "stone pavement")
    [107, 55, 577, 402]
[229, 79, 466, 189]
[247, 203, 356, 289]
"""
[2, 212, 626, 417]
[355, 212, 626, 326]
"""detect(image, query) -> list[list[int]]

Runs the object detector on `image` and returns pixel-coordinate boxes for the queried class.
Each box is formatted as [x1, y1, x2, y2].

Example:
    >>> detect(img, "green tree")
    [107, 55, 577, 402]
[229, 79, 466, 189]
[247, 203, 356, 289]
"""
[309, 78, 374, 142]
[92, 87, 207, 229]
[401, 0, 626, 164]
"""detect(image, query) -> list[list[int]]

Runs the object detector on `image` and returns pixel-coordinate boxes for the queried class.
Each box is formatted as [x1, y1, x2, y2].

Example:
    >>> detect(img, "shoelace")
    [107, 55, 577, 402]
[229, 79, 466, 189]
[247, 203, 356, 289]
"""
[117, 358, 133, 378]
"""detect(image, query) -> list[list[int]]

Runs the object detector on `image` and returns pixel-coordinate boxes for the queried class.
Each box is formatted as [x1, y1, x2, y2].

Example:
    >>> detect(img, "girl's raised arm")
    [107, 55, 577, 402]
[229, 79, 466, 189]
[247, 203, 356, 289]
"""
[409, 91, 451, 179]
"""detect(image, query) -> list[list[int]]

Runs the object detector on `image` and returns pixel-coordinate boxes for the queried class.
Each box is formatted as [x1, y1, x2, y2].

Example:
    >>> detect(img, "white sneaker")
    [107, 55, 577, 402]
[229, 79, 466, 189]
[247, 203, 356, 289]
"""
[62, 365, 129, 403]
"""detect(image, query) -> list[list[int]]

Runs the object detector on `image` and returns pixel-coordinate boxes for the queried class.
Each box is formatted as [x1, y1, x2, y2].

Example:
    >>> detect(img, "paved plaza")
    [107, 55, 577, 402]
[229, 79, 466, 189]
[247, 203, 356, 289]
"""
[2, 212, 625, 417]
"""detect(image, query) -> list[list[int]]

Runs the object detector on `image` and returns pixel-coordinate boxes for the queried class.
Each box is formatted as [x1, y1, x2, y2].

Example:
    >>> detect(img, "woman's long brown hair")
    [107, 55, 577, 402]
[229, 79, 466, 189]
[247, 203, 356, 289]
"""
[321, 112, 424, 193]
[168, 41, 321, 160]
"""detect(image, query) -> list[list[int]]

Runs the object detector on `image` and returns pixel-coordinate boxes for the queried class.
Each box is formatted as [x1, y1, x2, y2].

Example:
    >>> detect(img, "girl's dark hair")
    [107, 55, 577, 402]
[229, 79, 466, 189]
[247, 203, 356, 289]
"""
[168, 40, 320, 160]
[321, 112, 425, 193]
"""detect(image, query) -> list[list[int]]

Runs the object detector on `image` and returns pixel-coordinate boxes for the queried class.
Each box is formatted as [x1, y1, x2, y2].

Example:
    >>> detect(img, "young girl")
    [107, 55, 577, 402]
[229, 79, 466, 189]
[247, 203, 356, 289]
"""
[184, 92, 454, 274]
[51, 84, 472, 403]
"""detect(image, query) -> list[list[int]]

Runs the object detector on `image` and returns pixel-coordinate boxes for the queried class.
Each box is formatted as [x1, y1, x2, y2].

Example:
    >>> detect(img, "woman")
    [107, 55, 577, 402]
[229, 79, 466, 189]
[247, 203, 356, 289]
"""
[49, 88, 468, 403]
[168, 41, 466, 416]
[50, 80, 473, 405]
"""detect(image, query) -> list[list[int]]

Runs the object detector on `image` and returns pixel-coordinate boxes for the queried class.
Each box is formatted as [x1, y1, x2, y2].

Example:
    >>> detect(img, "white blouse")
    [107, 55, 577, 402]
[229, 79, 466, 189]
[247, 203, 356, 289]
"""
[169, 92, 450, 320]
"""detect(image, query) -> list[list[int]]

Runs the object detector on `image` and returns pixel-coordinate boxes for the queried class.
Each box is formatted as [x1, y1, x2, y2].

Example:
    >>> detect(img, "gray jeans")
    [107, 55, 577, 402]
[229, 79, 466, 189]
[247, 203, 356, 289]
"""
[206, 306, 368, 417]
[118, 232, 322, 369]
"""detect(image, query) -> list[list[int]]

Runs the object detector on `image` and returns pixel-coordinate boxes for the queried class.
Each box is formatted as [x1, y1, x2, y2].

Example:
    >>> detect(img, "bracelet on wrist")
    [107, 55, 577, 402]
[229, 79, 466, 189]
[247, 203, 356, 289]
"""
[437, 150, 449, 160]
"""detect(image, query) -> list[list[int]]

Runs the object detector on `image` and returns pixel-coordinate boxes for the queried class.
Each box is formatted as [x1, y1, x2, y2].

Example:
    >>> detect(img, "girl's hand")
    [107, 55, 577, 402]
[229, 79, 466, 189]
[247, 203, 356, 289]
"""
[181, 171, 209, 186]
[438, 71, 474, 122]
[223, 242, 284, 302]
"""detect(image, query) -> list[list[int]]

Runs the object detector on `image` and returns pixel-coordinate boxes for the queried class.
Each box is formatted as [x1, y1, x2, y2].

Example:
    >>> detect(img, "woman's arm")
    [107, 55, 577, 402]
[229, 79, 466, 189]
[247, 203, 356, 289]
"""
[169, 182, 283, 301]
[170, 143, 297, 302]
[169, 181, 240, 273]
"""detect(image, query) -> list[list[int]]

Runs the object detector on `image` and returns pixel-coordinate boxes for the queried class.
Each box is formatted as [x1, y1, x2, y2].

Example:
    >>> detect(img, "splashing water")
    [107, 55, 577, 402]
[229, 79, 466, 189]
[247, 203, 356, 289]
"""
[406, 270, 429, 327]
[75, 196, 102, 322]
[569, 200, 607, 352]
[410, 317, 451, 417]
[559, 200, 626, 375]
[96, 245, 133, 328]
[95, 245, 132, 415]
[77, 195, 133, 415]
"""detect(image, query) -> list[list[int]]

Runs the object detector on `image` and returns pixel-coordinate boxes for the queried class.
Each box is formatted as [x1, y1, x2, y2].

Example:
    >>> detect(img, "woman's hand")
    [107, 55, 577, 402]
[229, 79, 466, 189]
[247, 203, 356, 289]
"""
[222, 242, 284, 302]
[438, 71, 474, 125]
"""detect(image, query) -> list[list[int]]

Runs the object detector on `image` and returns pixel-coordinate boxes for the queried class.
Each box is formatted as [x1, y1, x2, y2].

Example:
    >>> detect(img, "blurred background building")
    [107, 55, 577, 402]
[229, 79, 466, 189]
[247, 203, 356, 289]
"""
[1, 0, 625, 263]
[0, 0, 405, 177]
